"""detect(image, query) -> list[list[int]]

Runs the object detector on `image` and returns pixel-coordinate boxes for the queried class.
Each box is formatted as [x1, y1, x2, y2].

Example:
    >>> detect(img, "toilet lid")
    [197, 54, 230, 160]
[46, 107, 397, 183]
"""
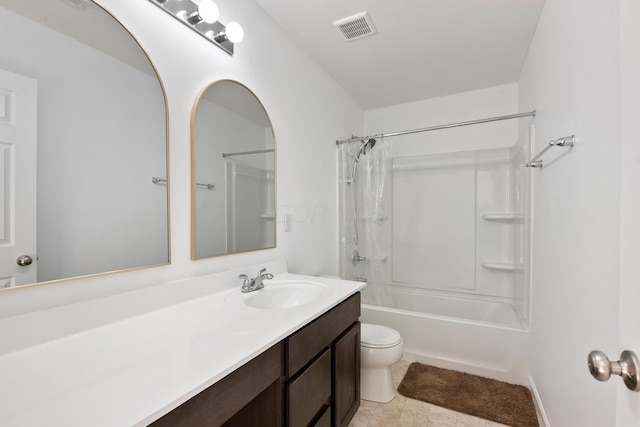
[361, 323, 402, 348]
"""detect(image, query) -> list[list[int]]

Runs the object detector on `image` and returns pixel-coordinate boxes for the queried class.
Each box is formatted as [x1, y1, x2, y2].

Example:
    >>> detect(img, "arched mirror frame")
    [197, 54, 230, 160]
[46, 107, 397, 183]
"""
[190, 79, 276, 259]
[0, 0, 171, 291]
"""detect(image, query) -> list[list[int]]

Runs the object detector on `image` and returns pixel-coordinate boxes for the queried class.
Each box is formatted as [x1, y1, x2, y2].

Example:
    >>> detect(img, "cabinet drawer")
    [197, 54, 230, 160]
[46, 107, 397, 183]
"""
[287, 349, 331, 427]
[287, 293, 360, 377]
[313, 406, 331, 427]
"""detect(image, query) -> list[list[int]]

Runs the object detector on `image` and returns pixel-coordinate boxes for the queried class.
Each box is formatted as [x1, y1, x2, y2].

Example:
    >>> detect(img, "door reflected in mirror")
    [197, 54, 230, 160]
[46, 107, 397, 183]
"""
[0, 0, 169, 288]
[192, 80, 275, 259]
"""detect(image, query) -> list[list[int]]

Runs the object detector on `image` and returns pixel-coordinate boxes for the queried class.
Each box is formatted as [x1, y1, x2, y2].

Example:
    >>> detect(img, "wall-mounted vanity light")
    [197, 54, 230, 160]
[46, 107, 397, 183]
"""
[148, 0, 244, 56]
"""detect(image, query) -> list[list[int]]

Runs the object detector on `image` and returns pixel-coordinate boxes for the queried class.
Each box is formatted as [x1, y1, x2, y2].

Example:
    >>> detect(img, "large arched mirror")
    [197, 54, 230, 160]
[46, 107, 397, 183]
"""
[0, 0, 169, 288]
[192, 80, 275, 259]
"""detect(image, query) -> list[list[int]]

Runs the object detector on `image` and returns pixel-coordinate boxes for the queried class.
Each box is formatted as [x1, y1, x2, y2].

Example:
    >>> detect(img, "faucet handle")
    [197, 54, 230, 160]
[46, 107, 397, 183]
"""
[238, 274, 250, 285]
[257, 268, 267, 277]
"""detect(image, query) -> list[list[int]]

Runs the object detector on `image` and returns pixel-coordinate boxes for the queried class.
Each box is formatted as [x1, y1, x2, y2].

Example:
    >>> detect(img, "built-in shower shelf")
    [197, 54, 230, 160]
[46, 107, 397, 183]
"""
[481, 213, 524, 223]
[481, 261, 524, 272]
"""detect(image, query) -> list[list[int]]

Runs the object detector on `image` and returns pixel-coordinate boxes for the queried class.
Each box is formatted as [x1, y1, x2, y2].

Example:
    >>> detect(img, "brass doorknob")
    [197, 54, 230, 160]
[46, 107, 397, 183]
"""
[588, 350, 640, 392]
[16, 255, 33, 266]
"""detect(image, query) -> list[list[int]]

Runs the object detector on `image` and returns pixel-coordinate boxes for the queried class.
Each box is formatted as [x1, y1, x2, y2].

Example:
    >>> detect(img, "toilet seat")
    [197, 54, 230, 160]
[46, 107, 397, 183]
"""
[361, 323, 402, 348]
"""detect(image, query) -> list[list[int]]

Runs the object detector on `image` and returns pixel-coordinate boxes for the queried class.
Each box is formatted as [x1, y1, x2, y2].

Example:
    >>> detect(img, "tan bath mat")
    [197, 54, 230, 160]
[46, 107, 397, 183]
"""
[398, 362, 538, 427]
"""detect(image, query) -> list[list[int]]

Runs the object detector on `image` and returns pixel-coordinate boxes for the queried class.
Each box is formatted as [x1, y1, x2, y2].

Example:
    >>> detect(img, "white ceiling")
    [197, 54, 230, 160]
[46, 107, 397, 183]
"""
[253, 0, 546, 110]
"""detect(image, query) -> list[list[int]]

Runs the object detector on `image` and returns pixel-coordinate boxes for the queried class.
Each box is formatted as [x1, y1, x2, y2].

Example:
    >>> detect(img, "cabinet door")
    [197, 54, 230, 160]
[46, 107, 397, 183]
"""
[333, 322, 360, 427]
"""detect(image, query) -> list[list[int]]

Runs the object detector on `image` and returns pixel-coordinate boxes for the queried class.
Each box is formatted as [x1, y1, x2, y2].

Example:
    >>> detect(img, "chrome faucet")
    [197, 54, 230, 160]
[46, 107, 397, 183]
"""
[239, 268, 273, 293]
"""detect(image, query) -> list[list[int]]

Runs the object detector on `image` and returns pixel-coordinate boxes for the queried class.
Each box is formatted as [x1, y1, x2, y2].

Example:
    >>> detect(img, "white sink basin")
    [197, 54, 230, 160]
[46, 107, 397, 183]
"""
[226, 280, 328, 309]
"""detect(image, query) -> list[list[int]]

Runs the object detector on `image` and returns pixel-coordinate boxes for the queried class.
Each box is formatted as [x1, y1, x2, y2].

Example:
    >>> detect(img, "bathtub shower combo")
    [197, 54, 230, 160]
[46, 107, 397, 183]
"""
[338, 113, 535, 384]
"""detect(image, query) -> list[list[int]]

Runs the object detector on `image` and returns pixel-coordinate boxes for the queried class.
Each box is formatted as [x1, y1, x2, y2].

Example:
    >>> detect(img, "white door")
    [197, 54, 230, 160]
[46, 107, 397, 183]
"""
[617, 0, 640, 422]
[617, 197, 640, 423]
[617, 122, 640, 424]
[0, 69, 37, 287]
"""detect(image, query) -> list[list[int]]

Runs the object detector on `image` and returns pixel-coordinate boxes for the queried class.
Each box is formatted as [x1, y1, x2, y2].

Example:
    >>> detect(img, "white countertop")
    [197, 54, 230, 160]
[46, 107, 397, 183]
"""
[0, 263, 364, 426]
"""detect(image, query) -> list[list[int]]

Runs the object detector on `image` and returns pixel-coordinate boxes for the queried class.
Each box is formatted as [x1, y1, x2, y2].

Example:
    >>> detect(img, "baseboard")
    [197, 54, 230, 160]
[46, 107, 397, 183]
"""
[528, 376, 550, 427]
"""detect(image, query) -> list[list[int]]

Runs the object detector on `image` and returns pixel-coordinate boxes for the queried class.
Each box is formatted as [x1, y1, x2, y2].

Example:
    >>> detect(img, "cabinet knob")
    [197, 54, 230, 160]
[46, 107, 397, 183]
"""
[588, 350, 640, 392]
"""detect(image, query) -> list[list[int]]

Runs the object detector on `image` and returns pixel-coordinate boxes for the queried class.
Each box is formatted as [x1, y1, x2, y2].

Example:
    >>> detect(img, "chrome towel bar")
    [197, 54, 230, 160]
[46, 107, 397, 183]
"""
[151, 177, 215, 190]
[525, 135, 575, 168]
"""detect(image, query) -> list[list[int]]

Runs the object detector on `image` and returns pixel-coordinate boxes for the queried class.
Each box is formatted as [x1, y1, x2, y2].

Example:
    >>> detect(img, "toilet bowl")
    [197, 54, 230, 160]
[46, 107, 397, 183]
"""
[360, 323, 404, 403]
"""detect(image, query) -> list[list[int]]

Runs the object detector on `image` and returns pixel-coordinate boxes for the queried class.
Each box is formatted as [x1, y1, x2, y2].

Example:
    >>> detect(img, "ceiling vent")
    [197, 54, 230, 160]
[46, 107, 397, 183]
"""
[61, 0, 93, 11]
[333, 11, 377, 41]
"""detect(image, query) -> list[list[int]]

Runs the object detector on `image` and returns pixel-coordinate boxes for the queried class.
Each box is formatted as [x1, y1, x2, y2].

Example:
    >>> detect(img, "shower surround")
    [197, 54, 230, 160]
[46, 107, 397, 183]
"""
[339, 117, 533, 384]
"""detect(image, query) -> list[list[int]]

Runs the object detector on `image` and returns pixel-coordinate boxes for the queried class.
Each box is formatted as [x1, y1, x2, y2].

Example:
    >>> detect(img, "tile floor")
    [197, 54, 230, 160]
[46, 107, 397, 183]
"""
[348, 360, 510, 427]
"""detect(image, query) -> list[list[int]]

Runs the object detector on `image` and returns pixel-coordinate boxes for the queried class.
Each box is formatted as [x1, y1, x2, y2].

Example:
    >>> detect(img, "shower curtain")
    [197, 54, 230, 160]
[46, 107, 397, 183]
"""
[339, 138, 392, 306]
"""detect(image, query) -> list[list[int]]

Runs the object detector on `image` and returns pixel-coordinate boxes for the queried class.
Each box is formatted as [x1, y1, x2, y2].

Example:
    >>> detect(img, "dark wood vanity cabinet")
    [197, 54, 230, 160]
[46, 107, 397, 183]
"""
[150, 292, 360, 427]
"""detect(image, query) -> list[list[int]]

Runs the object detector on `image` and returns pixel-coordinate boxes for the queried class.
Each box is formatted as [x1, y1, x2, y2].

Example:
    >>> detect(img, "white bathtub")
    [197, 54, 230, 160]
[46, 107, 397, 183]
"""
[360, 288, 530, 385]
[372, 286, 524, 327]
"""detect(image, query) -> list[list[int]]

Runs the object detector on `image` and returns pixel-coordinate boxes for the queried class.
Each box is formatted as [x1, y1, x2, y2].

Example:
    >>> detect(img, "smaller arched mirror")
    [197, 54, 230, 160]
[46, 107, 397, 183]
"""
[191, 80, 275, 259]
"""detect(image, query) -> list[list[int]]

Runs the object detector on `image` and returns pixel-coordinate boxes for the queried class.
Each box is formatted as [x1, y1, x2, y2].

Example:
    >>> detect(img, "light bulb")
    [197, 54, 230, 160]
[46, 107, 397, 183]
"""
[195, 0, 219, 24]
[225, 22, 244, 43]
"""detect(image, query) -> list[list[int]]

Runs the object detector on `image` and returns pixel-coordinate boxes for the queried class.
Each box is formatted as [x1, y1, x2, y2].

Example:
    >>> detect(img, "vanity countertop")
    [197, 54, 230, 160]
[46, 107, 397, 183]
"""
[0, 262, 364, 426]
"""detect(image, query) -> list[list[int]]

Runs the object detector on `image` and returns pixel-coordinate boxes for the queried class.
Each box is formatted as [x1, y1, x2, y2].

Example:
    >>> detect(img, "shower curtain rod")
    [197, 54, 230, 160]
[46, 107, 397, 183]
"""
[335, 110, 536, 145]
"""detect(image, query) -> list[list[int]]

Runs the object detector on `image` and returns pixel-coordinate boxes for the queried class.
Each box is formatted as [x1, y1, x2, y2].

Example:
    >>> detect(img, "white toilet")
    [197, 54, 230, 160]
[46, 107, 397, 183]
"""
[360, 323, 404, 403]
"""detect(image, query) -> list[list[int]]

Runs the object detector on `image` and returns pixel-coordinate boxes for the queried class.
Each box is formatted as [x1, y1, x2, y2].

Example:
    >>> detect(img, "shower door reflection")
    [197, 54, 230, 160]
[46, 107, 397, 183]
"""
[224, 156, 275, 253]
